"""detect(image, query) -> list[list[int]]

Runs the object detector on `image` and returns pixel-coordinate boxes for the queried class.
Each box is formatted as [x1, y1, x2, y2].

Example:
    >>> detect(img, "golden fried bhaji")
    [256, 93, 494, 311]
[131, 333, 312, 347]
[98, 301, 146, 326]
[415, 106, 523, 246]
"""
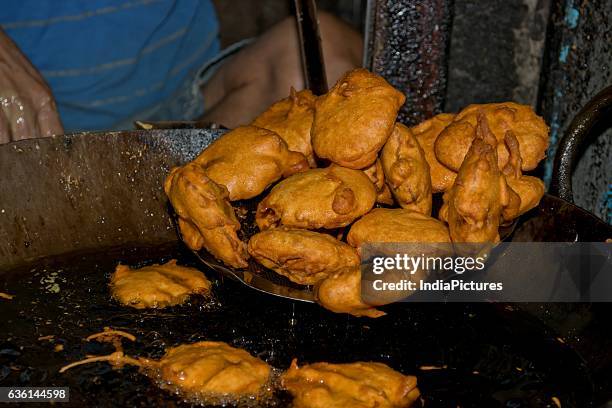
[110, 260, 211, 309]
[346, 208, 452, 304]
[282, 359, 420, 408]
[363, 159, 395, 205]
[256, 165, 377, 230]
[252, 88, 318, 167]
[194, 125, 309, 200]
[501, 131, 545, 221]
[434, 102, 549, 172]
[164, 163, 248, 268]
[411, 113, 457, 192]
[439, 115, 512, 244]
[156, 341, 271, 397]
[381, 123, 432, 215]
[347, 208, 451, 256]
[312, 69, 406, 169]
[315, 266, 385, 318]
[248, 228, 360, 285]
[61, 338, 271, 401]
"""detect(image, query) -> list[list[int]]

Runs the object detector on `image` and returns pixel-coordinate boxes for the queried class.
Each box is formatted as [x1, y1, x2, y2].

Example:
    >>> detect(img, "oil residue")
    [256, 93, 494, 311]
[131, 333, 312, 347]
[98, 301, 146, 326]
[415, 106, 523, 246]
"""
[0, 242, 592, 407]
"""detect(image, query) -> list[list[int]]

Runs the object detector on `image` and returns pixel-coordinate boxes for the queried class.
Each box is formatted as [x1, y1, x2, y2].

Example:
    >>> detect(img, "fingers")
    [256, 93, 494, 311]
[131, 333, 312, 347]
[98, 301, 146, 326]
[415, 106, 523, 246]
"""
[2, 95, 40, 142]
[37, 97, 64, 137]
[0, 109, 10, 144]
[0, 94, 61, 142]
[0, 28, 63, 141]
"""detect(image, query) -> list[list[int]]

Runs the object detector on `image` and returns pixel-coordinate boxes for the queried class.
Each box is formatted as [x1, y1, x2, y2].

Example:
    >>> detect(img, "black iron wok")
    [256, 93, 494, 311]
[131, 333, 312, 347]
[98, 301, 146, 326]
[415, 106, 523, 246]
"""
[0, 88, 611, 406]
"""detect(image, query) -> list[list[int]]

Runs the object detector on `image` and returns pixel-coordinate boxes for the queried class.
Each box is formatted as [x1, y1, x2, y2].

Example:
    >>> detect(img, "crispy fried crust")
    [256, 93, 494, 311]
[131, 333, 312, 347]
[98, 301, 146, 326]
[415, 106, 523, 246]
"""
[110, 260, 211, 309]
[164, 163, 248, 268]
[411, 113, 457, 193]
[347, 208, 451, 256]
[256, 165, 377, 230]
[434, 102, 549, 172]
[248, 228, 360, 285]
[315, 266, 385, 318]
[194, 125, 309, 200]
[363, 159, 395, 205]
[158, 341, 271, 397]
[312, 69, 405, 169]
[282, 359, 420, 408]
[381, 123, 432, 215]
[439, 115, 511, 244]
[500, 131, 545, 221]
[253, 88, 317, 167]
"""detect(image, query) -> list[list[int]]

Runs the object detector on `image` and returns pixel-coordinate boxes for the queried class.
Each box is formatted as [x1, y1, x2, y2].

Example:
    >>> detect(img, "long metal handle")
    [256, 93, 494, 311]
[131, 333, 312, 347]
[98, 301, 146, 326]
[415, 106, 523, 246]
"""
[550, 85, 612, 203]
[294, 0, 328, 95]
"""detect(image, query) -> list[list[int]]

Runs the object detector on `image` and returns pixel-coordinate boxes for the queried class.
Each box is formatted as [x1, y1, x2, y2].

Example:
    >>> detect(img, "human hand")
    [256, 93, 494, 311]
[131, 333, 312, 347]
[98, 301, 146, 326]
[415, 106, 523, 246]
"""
[0, 29, 63, 144]
[200, 12, 362, 128]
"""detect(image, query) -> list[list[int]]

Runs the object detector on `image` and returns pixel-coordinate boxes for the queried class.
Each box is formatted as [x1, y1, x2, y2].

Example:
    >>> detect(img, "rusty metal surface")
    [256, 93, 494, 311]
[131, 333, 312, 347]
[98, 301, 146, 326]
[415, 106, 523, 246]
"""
[445, 0, 550, 111]
[364, 0, 453, 125]
[539, 0, 612, 223]
[0, 129, 222, 270]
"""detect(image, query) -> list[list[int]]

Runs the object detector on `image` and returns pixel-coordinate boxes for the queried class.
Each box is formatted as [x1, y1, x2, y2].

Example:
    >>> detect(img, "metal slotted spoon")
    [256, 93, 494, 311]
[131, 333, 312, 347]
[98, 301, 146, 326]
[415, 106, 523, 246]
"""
[172, 198, 519, 304]
[172, 203, 317, 303]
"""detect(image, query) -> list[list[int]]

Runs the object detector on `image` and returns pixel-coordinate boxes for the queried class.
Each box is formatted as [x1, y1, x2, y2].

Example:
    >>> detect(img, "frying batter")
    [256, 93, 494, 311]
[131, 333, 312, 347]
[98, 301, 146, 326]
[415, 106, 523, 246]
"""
[363, 159, 395, 205]
[347, 208, 451, 257]
[411, 113, 457, 192]
[164, 163, 248, 268]
[248, 228, 360, 285]
[434, 102, 549, 172]
[315, 266, 385, 318]
[60, 334, 272, 402]
[110, 260, 211, 309]
[282, 359, 420, 408]
[501, 131, 545, 221]
[381, 123, 432, 215]
[256, 165, 376, 230]
[312, 69, 405, 169]
[252, 88, 318, 167]
[194, 125, 309, 200]
[439, 114, 511, 244]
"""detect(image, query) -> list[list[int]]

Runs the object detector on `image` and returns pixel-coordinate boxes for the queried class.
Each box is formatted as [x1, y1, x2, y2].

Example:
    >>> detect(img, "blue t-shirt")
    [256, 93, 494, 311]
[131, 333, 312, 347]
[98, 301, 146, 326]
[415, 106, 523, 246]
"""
[1, 0, 220, 131]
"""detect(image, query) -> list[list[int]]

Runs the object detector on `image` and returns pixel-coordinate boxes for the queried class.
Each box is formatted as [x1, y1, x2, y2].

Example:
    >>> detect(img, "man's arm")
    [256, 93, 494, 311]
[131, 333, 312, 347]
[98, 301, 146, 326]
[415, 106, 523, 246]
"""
[200, 12, 362, 128]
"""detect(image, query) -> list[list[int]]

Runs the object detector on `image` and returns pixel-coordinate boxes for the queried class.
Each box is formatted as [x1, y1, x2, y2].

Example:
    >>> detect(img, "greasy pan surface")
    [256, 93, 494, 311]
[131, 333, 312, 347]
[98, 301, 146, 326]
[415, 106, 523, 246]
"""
[0, 243, 594, 407]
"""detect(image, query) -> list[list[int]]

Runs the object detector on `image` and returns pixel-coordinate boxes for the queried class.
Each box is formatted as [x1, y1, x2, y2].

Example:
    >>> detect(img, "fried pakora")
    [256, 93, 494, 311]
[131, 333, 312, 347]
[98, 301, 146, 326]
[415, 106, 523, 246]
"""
[501, 131, 545, 221]
[248, 228, 360, 285]
[156, 341, 271, 397]
[411, 113, 457, 192]
[282, 359, 420, 408]
[439, 115, 512, 244]
[363, 159, 395, 205]
[164, 163, 248, 268]
[110, 260, 211, 309]
[252, 88, 317, 167]
[256, 165, 376, 230]
[61, 336, 272, 402]
[347, 208, 451, 256]
[312, 69, 405, 169]
[381, 123, 432, 215]
[194, 125, 309, 200]
[434, 102, 549, 172]
[315, 266, 385, 318]
[346, 208, 452, 303]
